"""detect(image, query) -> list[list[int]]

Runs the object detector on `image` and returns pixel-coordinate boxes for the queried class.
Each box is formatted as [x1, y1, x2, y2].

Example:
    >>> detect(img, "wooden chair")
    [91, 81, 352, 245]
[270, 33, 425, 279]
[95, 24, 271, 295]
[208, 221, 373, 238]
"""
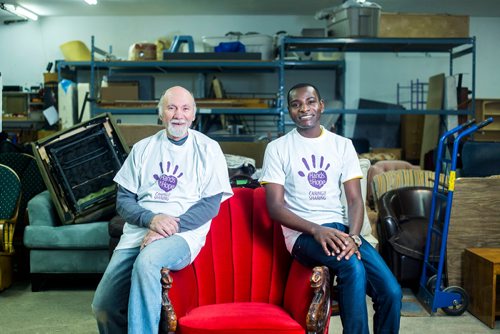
[159, 187, 332, 334]
[0, 164, 22, 291]
[0, 153, 46, 277]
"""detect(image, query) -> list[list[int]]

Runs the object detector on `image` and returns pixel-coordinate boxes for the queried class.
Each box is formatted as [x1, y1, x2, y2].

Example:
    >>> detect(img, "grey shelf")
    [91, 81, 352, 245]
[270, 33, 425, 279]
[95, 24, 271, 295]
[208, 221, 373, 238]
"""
[281, 37, 475, 53]
[279, 36, 476, 118]
[57, 36, 476, 136]
[92, 107, 280, 115]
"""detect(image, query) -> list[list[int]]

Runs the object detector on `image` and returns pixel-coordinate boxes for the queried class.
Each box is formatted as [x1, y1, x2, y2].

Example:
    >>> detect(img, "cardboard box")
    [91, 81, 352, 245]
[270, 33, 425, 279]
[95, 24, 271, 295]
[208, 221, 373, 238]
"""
[100, 82, 139, 101]
[218, 141, 268, 168]
[2, 92, 29, 115]
[118, 124, 164, 148]
[43, 72, 58, 84]
[379, 13, 469, 38]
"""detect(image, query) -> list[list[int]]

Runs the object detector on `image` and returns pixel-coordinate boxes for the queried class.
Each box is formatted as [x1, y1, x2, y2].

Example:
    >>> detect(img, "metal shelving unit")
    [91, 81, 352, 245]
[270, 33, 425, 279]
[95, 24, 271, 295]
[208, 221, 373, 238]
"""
[279, 36, 476, 117]
[57, 36, 476, 136]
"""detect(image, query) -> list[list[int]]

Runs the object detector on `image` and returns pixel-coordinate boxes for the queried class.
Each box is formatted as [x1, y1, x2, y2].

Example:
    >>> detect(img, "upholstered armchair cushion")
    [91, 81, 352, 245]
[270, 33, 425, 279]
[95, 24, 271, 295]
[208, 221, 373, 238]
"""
[366, 160, 420, 208]
[371, 169, 444, 211]
[461, 140, 500, 177]
[163, 187, 331, 334]
[23, 190, 110, 288]
[23, 191, 59, 227]
[377, 186, 444, 285]
[24, 191, 109, 250]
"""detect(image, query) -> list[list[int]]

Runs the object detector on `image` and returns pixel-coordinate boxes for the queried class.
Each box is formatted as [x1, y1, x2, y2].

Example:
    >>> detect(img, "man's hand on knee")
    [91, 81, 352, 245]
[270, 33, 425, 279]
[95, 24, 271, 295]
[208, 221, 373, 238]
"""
[312, 225, 350, 258]
[149, 214, 180, 236]
[141, 230, 165, 250]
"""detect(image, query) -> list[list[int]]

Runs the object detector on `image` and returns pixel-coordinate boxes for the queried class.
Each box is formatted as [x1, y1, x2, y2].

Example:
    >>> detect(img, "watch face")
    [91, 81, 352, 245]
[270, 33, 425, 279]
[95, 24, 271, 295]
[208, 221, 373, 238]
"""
[351, 235, 362, 247]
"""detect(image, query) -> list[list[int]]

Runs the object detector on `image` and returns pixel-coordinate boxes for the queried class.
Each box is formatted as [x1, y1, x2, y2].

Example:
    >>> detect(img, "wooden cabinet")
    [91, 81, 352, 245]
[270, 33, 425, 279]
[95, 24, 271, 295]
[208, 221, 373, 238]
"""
[473, 99, 500, 141]
[463, 248, 500, 329]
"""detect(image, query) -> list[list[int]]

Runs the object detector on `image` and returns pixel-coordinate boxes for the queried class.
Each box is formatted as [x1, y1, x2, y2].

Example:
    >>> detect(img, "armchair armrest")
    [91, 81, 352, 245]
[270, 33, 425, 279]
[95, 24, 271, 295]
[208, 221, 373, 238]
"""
[160, 266, 199, 334]
[284, 260, 331, 334]
[26, 191, 60, 227]
[307, 266, 331, 334]
[377, 194, 401, 243]
[160, 268, 177, 333]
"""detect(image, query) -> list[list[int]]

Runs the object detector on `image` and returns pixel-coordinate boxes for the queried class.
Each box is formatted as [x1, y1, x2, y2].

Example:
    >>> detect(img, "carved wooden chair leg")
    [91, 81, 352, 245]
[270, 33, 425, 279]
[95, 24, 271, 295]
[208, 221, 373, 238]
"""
[159, 267, 176, 334]
[306, 266, 331, 334]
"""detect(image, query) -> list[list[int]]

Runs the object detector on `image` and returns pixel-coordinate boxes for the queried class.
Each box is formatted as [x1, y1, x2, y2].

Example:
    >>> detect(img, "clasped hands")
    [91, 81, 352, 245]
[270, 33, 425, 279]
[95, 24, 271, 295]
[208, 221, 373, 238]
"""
[140, 214, 179, 250]
[312, 225, 361, 261]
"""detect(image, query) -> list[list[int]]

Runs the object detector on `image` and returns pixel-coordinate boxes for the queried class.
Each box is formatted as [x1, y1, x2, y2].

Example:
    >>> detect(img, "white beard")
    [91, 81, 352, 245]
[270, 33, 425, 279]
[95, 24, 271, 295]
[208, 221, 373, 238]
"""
[167, 121, 189, 138]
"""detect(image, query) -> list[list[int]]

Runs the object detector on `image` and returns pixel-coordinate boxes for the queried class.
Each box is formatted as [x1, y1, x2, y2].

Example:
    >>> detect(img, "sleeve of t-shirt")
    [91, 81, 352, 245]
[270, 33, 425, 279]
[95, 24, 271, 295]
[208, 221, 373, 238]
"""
[199, 141, 233, 202]
[340, 139, 363, 184]
[116, 185, 155, 228]
[113, 143, 141, 194]
[178, 192, 223, 232]
[259, 141, 285, 185]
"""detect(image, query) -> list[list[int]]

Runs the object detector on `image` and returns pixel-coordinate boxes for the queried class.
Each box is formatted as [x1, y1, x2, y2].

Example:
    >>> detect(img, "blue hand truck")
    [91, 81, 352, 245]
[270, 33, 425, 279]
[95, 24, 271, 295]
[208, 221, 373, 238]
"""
[417, 117, 494, 316]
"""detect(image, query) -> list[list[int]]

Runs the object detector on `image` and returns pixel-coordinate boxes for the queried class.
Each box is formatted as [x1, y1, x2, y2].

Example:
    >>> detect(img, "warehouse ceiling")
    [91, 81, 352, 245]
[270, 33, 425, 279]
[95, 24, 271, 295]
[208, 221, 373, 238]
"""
[2, 0, 500, 18]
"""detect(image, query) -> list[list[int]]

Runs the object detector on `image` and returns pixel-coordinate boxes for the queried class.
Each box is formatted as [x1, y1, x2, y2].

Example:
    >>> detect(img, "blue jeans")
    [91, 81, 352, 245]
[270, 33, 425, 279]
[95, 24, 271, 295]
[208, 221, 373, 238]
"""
[92, 234, 191, 334]
[292, 223, 402, 334]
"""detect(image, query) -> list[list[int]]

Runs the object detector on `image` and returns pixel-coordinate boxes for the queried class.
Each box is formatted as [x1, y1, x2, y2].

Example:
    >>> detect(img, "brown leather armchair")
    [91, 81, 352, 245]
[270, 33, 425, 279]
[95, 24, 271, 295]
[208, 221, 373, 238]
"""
[377, 186, 445, 288]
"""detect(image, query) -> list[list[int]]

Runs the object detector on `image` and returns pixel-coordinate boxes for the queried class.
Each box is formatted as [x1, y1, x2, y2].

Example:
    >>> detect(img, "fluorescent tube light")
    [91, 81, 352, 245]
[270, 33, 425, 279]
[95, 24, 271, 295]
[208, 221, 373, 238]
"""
[2, 3, 38, 21]
[84, 0, 98, 5]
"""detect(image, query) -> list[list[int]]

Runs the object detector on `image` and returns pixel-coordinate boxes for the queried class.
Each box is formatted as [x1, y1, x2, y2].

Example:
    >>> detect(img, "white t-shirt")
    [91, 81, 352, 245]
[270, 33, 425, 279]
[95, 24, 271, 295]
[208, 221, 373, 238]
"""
[259, 127, 362, 253]
[113, 128, 233, 262]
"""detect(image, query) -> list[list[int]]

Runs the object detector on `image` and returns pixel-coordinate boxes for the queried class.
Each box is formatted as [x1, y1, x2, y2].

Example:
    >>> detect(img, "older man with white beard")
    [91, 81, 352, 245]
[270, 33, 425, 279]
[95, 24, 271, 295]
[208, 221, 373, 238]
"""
[92, 86, 233, 334]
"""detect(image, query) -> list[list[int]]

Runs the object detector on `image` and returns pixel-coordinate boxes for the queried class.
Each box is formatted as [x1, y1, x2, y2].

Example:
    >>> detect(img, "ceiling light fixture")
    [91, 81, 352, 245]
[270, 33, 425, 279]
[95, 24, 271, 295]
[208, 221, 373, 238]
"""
[84, 0, 98, 5]
[1, 3, 38, 21]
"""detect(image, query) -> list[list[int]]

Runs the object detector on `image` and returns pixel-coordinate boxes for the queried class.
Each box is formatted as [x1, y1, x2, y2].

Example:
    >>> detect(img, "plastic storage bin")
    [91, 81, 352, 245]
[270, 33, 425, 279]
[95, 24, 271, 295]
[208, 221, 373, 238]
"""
[202, 34, 274, 60]
[319, 0, 381, 37]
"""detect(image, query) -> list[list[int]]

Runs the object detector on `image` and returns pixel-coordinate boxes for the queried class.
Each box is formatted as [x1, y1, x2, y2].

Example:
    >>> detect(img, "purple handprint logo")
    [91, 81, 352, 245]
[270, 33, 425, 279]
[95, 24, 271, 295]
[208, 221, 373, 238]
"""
[154, 161, 183, 192]
[298, 155, 330, 189]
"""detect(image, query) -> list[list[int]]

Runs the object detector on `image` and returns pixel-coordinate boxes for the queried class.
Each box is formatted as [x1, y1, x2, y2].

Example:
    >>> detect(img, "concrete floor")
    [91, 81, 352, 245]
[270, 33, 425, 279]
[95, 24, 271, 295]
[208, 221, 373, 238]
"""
[329, 297, 500, 334]
[0, 279, 498, 334]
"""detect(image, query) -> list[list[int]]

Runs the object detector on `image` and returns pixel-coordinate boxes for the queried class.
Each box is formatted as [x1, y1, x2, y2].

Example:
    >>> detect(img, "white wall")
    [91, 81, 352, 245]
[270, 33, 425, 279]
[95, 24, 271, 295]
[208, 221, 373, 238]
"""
[0, 15, 321, 87]
[470, 17, 500, 98]
[352, 16, 500, 107]
[1, 14, 499, 130]
[2, 15, 499, 95]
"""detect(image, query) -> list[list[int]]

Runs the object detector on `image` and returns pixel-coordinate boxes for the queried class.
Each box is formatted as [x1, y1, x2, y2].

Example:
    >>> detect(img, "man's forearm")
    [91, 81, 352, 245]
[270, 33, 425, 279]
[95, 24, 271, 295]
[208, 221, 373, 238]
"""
[178, 193, 223, 232]
[346, 195, 364, 235]
[267, 203, 318, 235]
[117, 186, 223, 231]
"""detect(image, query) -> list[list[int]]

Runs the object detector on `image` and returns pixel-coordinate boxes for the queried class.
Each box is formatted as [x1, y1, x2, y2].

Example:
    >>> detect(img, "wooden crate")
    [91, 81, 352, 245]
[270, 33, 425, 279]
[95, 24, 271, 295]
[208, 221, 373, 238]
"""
[401, 114, 424, 161]
[379, 13, 469, 38]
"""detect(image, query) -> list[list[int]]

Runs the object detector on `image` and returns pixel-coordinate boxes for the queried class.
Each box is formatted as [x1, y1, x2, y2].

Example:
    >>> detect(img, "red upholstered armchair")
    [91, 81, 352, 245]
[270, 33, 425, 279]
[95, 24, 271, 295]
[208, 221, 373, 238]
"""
[159, 187, 331, 334]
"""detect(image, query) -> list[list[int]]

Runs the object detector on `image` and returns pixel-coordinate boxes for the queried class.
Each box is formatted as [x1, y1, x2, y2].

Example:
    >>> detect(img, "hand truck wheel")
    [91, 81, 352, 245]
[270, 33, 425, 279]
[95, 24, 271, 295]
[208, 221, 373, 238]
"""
[426, 275, 444, 292]
[441, 286, 469, 316]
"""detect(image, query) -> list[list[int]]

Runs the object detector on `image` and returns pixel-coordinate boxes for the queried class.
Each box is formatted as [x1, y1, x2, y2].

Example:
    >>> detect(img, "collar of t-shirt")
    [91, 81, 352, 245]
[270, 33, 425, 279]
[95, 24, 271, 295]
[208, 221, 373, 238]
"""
[168, 134, 188, 146]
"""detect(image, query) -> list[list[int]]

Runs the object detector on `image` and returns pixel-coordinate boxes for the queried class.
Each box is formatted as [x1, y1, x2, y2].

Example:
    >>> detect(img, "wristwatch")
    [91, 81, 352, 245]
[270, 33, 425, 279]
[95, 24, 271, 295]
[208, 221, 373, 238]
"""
[349, 234, 362, 248]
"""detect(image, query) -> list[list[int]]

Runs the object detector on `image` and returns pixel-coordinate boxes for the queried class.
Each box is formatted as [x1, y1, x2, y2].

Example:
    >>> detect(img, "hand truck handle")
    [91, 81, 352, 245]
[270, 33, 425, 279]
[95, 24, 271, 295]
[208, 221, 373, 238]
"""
[461, 118, 476, 129]
[475, 117, 494, 130]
